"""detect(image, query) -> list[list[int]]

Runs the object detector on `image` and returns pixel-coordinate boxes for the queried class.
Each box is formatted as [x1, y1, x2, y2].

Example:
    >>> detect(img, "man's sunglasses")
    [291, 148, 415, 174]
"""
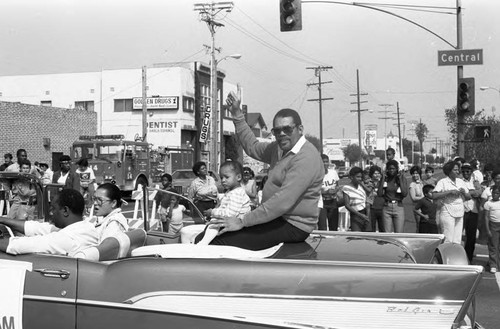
[271, 125, 296, 136]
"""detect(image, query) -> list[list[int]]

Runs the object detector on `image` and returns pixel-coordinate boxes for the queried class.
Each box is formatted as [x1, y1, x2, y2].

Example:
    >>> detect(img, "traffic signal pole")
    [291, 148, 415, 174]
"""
[456, 0, 465, 157]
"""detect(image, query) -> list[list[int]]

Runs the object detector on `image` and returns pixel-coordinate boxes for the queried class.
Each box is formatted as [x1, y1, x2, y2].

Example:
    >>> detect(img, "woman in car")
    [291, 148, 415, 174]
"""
[93, 183, 129, 242]
[187, 161, 218, 214]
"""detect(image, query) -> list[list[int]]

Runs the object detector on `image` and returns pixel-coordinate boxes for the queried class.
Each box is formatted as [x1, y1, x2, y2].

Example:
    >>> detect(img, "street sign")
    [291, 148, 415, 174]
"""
[438, 49, 483, 66]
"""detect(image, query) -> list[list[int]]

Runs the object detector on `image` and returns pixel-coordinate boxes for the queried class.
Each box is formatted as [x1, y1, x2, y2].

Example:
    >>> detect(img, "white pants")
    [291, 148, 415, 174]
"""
[439, 210, 464, 244]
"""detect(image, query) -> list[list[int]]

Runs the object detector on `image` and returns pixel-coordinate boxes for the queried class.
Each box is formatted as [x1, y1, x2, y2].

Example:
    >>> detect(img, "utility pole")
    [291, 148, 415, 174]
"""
[395, 102, 405, 159]
[194, 1, 234, 173]
[350, 69, 368, 167]
[307, 66, 333, 154]
[456, 0, 464, 157]
[142, 66, 147, 142]
[377, 103, 394, 150]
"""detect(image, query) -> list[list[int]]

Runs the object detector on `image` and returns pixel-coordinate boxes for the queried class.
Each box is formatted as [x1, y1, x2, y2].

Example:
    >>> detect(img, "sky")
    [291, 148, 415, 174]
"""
[1, 0, 499, 152]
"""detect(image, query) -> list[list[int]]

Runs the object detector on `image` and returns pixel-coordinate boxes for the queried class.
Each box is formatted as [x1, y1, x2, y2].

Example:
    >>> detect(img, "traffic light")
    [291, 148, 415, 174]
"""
[457, 77, 475, 114]
[474, 125, 491, 140]
[280, 0, 302, 32]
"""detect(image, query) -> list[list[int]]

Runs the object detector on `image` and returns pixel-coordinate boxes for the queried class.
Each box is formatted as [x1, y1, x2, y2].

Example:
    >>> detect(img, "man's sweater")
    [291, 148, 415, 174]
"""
[234, 113, 324, 233]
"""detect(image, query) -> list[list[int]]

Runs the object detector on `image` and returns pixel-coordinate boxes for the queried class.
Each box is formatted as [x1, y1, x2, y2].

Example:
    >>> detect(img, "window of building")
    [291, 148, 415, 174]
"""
[90, 89, 95, 94]
[45, 90, 50, 95]
[75, 101, 95, 111]
[182, 96, 194, 112]
[114, 99, 133, 112]
[110, 87, 115, 92]
[40, 100, 52, 107]
[200, 84, 210, 110]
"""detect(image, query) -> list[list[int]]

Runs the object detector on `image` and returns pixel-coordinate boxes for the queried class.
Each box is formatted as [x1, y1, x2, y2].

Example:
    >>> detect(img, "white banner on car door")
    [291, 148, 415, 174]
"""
[0, 260, 32, 329]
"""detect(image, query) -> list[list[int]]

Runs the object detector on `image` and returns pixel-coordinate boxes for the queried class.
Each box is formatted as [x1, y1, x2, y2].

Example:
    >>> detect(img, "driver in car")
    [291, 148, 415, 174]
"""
[0, 189, 98, 256]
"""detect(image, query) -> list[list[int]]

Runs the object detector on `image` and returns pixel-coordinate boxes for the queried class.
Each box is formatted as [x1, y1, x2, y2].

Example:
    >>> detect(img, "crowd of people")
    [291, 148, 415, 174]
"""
[333, 151, 500, 273]
[0, 149, 97, 220]
[0, 87, 499, 274]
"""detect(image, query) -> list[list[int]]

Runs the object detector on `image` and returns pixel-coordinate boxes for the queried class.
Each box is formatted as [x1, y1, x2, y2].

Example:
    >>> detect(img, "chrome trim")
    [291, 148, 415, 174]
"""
[75, 292, 466, 329]
[24, 294, 75, 304]
[123, 291, 466, 304]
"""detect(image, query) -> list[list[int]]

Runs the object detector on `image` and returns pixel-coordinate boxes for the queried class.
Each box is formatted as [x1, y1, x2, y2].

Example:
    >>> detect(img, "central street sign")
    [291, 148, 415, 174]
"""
[438, 49, 483, 66]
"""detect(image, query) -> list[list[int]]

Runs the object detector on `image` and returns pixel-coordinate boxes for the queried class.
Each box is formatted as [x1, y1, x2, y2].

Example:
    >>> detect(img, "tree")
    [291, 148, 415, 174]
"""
[430, 147, 437, 154]
[343, 144, 363, 166]
[415, 122, 428, 166]
[305, 134, 322, 153]
[445, 107, 458, 158]
[445, 106, 500, 164]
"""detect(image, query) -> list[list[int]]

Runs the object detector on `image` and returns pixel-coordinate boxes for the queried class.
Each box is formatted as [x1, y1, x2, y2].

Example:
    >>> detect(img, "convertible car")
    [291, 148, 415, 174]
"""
[0, 172, 485, 329]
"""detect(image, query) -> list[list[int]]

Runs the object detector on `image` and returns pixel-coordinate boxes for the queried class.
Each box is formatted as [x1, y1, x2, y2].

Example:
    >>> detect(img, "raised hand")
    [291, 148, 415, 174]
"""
[226, 83, 242, 116]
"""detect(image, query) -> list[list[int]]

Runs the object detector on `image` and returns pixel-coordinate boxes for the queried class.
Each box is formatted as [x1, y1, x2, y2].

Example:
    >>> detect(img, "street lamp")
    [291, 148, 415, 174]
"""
[480, 86, 500, 93]
[210, 53, 241, 172]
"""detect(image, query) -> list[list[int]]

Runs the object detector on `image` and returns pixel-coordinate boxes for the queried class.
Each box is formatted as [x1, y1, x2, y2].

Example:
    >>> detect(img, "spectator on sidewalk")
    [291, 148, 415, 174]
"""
[432, 161, 471, 243]
[0, 153, 14, 171]
[52, 155, 80, 191]
[6, 149, 40, 177]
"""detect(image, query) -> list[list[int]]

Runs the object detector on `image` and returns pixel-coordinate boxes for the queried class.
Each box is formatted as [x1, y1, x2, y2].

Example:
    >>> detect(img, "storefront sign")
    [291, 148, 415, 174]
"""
[199, 106, 211, 143]
[147, 120, 181, 147]
[133, 97, 179, 110]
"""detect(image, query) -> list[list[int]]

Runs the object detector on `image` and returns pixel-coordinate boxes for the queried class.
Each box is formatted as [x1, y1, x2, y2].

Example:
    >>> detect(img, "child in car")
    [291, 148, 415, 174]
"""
[163, 194, 186, 235]
[196, 161, 251, 245]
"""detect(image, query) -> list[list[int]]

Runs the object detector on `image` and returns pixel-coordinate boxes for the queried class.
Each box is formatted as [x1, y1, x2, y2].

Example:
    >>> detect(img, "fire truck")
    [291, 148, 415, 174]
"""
[71, 135, 150, 193]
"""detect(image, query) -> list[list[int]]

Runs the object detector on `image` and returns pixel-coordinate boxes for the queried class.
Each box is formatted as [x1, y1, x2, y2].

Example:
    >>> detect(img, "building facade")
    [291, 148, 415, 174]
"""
[0, 63, 243, 171]
[0, 101, 96, 169]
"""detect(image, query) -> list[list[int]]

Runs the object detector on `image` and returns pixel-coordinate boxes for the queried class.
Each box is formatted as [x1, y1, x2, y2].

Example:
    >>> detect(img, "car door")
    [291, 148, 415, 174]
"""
[0, 253, 78, 329]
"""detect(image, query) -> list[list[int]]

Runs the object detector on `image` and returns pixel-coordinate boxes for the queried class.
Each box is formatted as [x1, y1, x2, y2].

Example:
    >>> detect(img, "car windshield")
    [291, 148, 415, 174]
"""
[172, 171, 195, 180]
[142, 187, 207, 231]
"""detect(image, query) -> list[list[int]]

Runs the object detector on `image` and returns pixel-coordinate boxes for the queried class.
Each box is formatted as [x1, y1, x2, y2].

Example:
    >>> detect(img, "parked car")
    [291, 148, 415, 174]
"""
[0, 173, 485, 329]
[337, 166, 350, 178]
[171, 168, 223, 196]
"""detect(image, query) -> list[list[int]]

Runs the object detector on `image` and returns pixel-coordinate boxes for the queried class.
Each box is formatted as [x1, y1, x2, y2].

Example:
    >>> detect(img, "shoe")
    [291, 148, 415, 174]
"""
[491, 267, 497, 274]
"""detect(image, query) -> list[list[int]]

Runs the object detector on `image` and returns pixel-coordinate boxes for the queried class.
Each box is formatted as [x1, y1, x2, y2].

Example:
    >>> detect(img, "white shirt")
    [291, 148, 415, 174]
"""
[484, 200, 500, 223]
[462, 178, 478, 213]
[434, 177, 469, 217]
[94, 208, 129, 243]
[472, 169, 484, 185]
[322, 169, 340, 201]
[57, 172, 69, 185]
[7, 221, 98, 256]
